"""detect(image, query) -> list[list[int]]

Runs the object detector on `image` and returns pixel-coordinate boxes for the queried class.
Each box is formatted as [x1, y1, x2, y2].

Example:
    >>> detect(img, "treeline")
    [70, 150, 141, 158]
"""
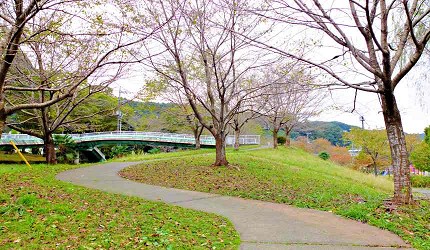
[290, 121, 355, 146]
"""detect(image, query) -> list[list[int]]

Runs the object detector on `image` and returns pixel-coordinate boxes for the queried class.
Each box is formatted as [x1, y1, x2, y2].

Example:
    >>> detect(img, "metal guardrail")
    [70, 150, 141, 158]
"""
[226, 135, 260, 145]
[1, 134, 44, 145]
[70, 131, 216, 145]
[0, 132, 260, 147]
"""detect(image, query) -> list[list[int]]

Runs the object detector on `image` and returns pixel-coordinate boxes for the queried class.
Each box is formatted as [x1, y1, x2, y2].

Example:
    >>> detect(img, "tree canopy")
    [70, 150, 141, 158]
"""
[410, 126, 430, 171]
[344, 128, 390, 176]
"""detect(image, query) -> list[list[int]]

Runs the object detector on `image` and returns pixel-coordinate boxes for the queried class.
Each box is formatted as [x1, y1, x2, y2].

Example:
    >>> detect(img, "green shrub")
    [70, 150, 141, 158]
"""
[410, 142, 430, 172]
[277, 136, 286, 145]
[148, 148, 161, 154]
[318, 151, 330, 160]
[411, 175, 430, 188]
[54, 134, 77, 164]
[110, 145, 129, 158]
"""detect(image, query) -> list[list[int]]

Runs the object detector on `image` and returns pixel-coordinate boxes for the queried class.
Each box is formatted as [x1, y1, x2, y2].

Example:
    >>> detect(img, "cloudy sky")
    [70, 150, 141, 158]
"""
[113, 70, 430, 134]
[110, 0, 430, 135]
[316, 78, 430, 134]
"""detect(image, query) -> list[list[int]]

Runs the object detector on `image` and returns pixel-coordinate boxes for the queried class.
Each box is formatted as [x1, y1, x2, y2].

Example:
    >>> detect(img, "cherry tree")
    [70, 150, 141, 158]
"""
[249, 0, 430, 204]
[0, 0, 170, 165]
[263, 65, 322, 148]
[141, 0, 274, 166]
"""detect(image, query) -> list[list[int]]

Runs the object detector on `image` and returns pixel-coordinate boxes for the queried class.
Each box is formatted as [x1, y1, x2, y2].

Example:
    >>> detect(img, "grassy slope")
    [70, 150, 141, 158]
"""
[114, 148, 215, 162]
[0, 152, 45, 163]
[113, 145, 260, 162]
[120, 147, 430, 250]
[0, 163, 240, 249]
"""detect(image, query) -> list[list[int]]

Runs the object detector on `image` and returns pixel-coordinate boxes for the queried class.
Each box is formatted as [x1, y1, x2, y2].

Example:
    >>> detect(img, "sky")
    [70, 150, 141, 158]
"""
[271, 1, 430, 134]
[315, 83, 430, 134]
[109, 0, 430, 135]
[112, 69, 430, 134]
[110, 47, 430, 135]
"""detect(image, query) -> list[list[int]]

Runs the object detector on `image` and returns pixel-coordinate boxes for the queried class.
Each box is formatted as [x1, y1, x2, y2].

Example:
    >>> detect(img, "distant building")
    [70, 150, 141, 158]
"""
[348, 148, 361, 157]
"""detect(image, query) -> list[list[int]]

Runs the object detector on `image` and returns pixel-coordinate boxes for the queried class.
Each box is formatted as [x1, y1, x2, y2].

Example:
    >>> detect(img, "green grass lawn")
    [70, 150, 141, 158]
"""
[0, 151, 45, 163]
[113, 148, 215, 162]
[0, 163, 240, 249]
[113, 145, 260, 162]
[120, 147, 430, 250]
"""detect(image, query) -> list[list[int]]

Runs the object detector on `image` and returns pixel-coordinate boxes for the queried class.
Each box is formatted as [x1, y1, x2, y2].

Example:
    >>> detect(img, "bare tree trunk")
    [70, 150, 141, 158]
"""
[0, 102, 5, 138]
[273, 128, 279, 149]
[373, 162, 378, 177]
[234, 128, 240, 150]
[193, 126, 204, 150]
[195, 135, 201, 150]
[380, 92, 412, 204]
[285, 129, 291, 147]
[214, 133, 228, 166]
[44, 134, 57, 164]
[194, 131, 201, 150]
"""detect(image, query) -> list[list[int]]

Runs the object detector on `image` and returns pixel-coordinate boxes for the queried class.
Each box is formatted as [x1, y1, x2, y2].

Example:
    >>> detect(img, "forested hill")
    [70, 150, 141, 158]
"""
[127, 101, 173, 116]
[290, 121, 357, 146]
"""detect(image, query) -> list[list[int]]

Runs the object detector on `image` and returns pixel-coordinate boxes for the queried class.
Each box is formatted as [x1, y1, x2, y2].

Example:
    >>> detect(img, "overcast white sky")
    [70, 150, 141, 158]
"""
[110, 62, 430, 135]
[112, 68, 430, 134]
[315, 82, 430, 134]
[109, 0, 430, 135]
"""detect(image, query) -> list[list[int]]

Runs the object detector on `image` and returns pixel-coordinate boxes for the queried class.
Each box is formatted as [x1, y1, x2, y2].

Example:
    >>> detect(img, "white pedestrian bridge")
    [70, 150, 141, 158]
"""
[0, 132, 260, 162]
[0, 131, 260, 148]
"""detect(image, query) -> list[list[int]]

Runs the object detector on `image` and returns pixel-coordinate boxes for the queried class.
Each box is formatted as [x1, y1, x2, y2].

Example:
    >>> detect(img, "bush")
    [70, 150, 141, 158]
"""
[10, 129, 19, 134]
[410, 142, 430, 172]
[318, 151, 330, 160]
[54, 134, 78, 164]
[328, 146, 352, 166]
[110, 145, 129, 158]
[148, 148, 161, 154]
[312, 138, 331, 154]
[411, 175, 430, 188]
[277, 136, 286, 145]
[292, 136, 313, 153]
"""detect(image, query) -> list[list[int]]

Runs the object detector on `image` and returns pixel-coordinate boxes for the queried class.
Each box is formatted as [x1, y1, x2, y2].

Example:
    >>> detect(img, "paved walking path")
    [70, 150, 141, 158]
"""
[56, 162, 412, 250]
[414, 188, 430, 199]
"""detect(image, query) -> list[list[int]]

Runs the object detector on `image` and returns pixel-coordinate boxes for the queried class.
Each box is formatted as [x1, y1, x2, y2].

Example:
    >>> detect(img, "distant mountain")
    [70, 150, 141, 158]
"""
[127, 101, 173, 116]
[290, 121, 358, 146]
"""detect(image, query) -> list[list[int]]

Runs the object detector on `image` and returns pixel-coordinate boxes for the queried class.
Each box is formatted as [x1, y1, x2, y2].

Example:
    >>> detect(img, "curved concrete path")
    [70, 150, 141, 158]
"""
[414, 188, 430, 199]
[56, 162, 412, 250]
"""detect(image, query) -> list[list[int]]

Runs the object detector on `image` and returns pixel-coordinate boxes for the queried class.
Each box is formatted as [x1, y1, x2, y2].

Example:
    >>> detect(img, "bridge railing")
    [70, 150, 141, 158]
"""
[69, 132, 216, 145]
[0, 134, 44, 145]
[226, 135, 260, 145]
[1, 131, 260, 146]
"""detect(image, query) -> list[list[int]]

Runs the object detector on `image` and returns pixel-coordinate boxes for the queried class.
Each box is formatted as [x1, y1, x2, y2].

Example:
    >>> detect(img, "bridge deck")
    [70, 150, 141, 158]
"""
[0, 131, 260, 148]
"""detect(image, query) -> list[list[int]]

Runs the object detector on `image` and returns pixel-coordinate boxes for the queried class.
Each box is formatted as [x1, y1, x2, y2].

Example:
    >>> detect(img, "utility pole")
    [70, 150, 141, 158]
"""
[117, 87, 123, 132]
[360, 116, 365, 129]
